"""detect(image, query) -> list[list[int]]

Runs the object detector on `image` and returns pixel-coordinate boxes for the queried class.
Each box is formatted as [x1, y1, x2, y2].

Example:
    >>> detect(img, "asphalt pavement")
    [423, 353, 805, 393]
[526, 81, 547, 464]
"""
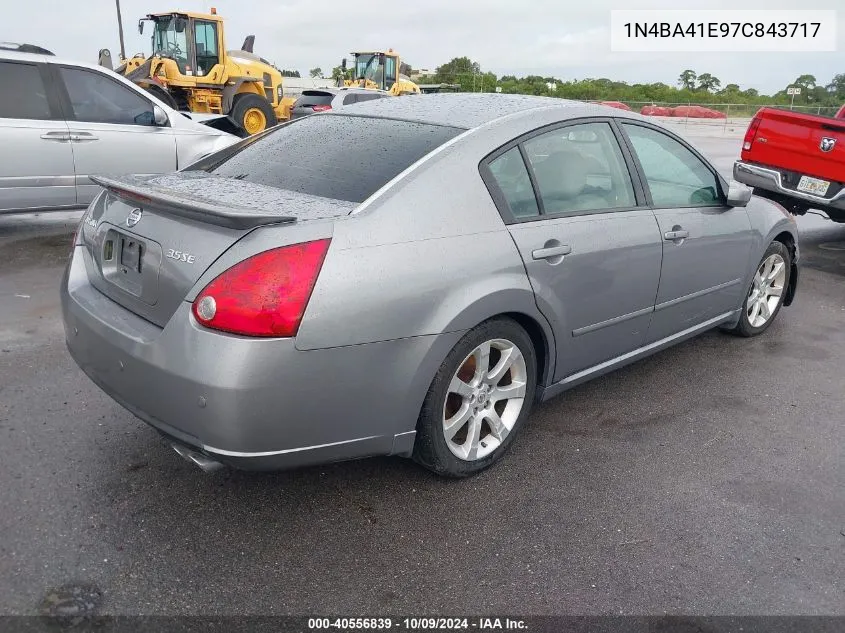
[0, 137, 843, 617]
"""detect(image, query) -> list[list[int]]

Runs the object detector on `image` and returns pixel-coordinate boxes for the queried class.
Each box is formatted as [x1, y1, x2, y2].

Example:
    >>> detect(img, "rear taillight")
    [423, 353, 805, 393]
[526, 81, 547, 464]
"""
[743, 115, 762, 151]
[311, 104, 332, 112]
[192, 239, 331, 338]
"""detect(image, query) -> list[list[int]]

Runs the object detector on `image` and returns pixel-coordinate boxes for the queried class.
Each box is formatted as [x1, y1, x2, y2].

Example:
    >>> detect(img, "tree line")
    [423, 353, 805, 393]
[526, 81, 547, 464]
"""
[283, 57, 845, 114]
[413, 57, 845, 110]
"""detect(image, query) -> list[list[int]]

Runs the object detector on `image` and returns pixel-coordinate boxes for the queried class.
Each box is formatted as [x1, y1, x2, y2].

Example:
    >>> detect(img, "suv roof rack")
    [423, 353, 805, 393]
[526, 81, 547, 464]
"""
[0, 42, 55, 56]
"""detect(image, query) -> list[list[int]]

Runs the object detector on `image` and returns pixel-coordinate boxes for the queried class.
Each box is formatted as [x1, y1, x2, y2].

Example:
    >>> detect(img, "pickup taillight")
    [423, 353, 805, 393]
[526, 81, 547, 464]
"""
[743, 115, 762, 151]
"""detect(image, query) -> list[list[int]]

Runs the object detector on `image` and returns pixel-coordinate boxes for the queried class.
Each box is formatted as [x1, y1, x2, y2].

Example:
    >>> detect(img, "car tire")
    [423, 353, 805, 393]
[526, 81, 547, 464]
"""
[231, 93, 277, 136]
[413, 317, 537, 477]
[729, 240, 791, 338]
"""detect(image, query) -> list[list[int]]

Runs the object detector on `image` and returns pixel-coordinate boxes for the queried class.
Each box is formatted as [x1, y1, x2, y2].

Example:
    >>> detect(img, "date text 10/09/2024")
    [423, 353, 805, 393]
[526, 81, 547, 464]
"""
[307, 618, 528, 630]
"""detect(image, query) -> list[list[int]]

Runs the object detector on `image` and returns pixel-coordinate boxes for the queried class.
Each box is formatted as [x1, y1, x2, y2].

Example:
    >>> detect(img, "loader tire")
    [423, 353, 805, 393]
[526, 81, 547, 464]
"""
[232, 94, 276, 136]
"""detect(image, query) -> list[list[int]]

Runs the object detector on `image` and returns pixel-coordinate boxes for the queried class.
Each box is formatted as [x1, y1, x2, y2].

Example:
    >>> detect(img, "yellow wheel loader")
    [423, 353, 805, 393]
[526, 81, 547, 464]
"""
[101, 8, 294, 136]
[338, 50, 420, 96]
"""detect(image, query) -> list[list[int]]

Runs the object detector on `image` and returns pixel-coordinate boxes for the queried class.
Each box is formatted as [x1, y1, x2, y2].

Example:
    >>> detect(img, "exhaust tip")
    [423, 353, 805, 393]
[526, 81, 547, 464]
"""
[171, 443, 225, 473]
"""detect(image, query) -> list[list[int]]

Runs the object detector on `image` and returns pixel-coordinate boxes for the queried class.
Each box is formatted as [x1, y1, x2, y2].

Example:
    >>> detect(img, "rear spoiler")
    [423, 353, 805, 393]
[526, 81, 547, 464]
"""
[90, 175, 297, 230]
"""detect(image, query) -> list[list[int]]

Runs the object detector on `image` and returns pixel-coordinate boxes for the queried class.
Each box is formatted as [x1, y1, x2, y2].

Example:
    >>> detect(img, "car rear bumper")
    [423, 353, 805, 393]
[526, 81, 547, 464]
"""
[61, 247, 461, 471]
[734, 161, 845, 211]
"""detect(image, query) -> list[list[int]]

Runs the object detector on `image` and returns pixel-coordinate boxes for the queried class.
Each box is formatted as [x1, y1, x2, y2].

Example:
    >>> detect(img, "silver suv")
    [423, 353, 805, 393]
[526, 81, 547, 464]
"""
[0, 44, 238, 214]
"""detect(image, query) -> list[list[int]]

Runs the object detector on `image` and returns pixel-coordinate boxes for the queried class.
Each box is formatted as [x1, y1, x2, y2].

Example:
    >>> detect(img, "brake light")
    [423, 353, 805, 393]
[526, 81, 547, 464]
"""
[192, 239, 331, 338]
[743, 115, 762, 151]
[311, 104, 332, 112]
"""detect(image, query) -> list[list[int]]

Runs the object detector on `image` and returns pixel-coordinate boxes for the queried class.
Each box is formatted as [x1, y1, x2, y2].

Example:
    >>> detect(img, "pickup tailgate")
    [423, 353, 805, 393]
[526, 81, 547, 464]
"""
[78, 171, 354, 328]
[742, 108, 845, 183]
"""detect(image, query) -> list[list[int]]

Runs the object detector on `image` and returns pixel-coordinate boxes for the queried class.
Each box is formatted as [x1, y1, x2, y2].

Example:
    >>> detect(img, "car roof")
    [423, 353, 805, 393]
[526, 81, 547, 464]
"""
[0, 47, 120, 75]
[0, 48, 54, 63]
[331, 93, 640, 130]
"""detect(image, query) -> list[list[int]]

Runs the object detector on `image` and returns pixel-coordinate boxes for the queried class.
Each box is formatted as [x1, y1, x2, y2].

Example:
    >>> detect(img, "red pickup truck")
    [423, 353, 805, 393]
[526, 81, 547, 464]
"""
[734, 105, 845, 222]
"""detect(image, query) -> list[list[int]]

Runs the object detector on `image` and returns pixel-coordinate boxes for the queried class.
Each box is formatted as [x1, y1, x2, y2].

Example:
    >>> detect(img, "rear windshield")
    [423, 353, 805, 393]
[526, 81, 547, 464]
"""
[204, 115, 463, 203]
[296, 91, 335, 107]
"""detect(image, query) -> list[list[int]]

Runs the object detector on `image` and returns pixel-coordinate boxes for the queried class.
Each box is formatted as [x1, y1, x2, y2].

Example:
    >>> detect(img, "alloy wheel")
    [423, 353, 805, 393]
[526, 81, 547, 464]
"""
[746, 253, 787, 328]
[442, 339, 528, 461]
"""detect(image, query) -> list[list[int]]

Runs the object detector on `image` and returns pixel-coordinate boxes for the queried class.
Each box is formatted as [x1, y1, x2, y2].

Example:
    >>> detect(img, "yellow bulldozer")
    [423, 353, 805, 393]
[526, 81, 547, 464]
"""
[100, 8, 294, 136]
[338, 50, 420, 96]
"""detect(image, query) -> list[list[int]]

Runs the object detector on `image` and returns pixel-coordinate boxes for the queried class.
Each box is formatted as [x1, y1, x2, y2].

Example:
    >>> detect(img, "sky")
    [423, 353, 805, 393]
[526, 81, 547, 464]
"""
[4, 0, 843, 94]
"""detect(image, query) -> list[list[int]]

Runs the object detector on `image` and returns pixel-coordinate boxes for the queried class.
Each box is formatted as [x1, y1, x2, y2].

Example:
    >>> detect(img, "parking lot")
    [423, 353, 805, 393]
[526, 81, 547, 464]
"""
[0, 132, 843, 617]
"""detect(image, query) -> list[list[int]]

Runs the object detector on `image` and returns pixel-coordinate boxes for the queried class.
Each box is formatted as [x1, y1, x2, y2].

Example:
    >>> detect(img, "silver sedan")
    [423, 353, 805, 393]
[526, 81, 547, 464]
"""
[61, 94, 799, 477]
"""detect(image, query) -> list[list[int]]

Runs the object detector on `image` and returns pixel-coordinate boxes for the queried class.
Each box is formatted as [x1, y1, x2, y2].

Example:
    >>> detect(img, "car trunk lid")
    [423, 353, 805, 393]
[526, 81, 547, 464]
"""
[79, 172, 355, 328]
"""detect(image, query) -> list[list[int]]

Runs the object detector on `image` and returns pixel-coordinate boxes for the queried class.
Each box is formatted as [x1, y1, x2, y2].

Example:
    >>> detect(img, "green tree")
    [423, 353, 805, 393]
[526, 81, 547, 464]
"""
[696, 73, 721, 92]
[792, 74, 817, 90]
[280, 69, 301, 78]
[826, 73, 845, 99]
[678, 69, 697, 90]
[431, 57, 489, 92]
[309, 67, 323, 78]
[434, 57, 481, 81]
[331, 65, 351, 81]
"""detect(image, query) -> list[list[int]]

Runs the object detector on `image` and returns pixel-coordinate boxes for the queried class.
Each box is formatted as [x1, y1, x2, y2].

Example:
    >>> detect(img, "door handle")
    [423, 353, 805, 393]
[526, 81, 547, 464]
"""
[40, 131, 70, 141]
[663, 229, 689, 241]
[69, 132, 99, 142]
[532, 244, 572, 260]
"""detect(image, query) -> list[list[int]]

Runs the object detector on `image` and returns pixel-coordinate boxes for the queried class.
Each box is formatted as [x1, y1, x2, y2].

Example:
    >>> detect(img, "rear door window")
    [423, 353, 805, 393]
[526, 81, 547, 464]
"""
[355, 93, 386, 103]
[0, 61, 52, 120]
[523, 122, 636, 215]
[57, 66, 156, 126]
[206, 115, 462, 203]
[296, 91, 335, 107]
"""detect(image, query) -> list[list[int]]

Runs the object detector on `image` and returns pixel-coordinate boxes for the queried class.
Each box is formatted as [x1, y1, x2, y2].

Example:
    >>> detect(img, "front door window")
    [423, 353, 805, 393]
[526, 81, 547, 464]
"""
[384, 56, 397, 91]
[621, 123, 721, 207]
[152, 15, 189, 74]
[194, 20, 219, 76]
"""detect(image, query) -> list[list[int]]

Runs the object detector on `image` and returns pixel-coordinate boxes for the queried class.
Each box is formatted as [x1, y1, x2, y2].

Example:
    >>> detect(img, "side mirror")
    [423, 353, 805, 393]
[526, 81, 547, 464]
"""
[174, 17, 186, 33]
[726, 180, 753, 207]
[138, 20, 144, 34]
[341, 58, 347, 71]
[153, 105, 169, 126]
